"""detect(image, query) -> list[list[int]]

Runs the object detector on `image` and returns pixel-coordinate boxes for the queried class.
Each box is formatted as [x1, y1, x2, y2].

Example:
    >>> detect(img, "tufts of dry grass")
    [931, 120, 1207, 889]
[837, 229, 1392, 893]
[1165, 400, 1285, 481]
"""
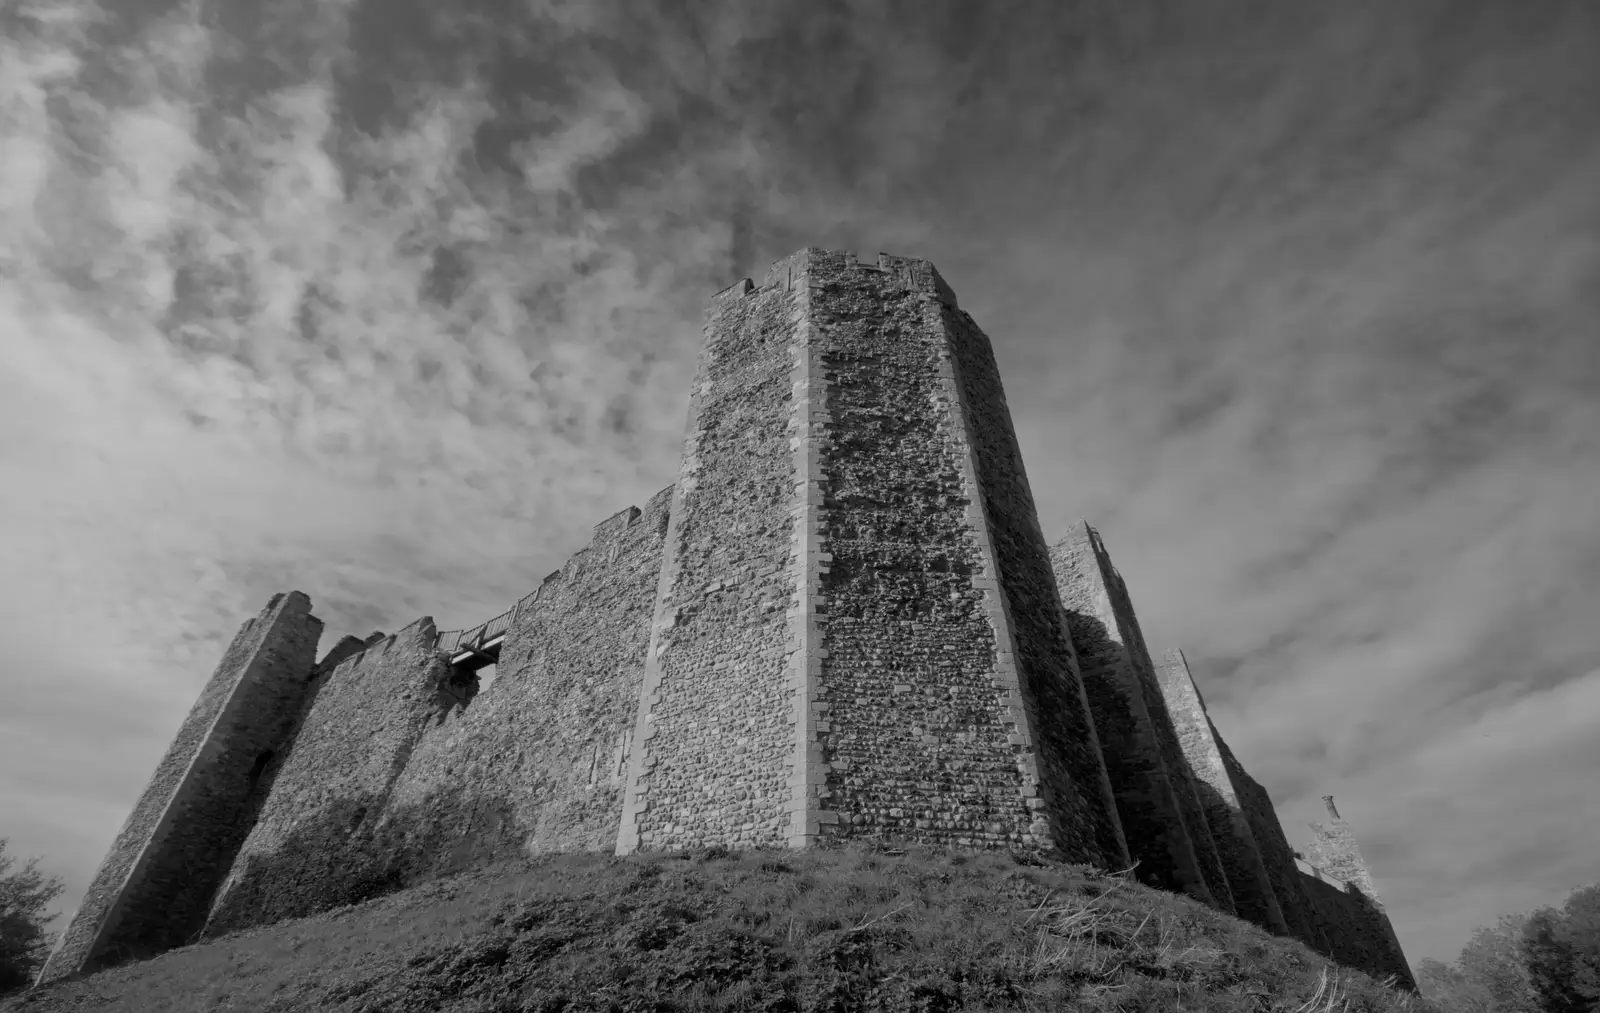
[4, 843, 1436, 1012]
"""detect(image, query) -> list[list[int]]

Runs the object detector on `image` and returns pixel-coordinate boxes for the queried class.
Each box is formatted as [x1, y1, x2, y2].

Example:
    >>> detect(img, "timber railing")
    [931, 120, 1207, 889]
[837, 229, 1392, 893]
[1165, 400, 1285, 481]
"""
[434, 589, 540, 656]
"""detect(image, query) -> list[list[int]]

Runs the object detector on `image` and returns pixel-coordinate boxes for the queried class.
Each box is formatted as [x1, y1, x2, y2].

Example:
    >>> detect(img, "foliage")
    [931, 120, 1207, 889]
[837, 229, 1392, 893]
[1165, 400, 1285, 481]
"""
[0, 840, 65, 998]
[3, 843, 1424, 1012]
[1416, 882, 1600, 1013]
[1519, 884, 1600, 1013]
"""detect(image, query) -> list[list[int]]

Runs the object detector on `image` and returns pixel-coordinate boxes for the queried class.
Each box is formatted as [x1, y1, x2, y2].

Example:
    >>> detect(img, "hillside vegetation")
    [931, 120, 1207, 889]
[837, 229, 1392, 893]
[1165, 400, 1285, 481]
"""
[5, 844, 1429, 1012]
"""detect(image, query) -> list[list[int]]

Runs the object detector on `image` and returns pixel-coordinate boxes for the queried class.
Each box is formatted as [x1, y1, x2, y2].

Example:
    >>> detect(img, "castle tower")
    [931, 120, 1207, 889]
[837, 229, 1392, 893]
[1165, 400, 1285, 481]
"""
[616, 248, 1128, 866]
[1154, 648, 1290, 935]
[1305, 796, 1383, 903]
[1050, 527, 1233, 910]
[1305, 796, 1416, 989]
[36, 593, 323, 985]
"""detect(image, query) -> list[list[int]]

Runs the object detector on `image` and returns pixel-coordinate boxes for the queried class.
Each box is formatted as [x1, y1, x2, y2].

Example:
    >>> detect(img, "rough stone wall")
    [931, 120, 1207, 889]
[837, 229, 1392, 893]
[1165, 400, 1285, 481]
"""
[202, 617, 462, 935]
[937, 273, 1127, 867]
[619, 248, 1125, 867]
[1154, 649, 1288, 935]
[616, 264, 806, 853]
[1299, 873, 1418, 990]
[385, 488, 670, 865]
[1214, 736, 1323, 948]
[37, 593, 323, 984]
[1305, 799, 1415, 989]
[1051, 530, 1217, 904]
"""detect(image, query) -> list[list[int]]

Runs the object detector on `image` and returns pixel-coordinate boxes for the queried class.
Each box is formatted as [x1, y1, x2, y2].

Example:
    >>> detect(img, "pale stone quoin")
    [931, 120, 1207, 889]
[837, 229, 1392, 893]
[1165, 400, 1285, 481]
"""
[37, 249, 1415, 992]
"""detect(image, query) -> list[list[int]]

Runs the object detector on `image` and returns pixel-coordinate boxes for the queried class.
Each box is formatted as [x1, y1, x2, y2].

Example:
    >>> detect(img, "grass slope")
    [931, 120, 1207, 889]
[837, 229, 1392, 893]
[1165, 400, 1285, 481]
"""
[5, 844, 1433, 1012]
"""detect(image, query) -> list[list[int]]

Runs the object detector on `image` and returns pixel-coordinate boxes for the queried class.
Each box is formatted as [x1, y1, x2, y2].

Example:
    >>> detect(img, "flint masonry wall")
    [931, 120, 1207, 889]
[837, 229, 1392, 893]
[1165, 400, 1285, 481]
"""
[1050, 529, 1221, 905]
[937, 265, 1127, 866]
[382, 487, 671, 866]
[1215, 735, 1324, 948]
[1105, 571, 1236, 912]
[1299, 874, 1417, 989]
[1304, 800, 1416, 989]
[615, 265, 808, 853]
[37, 593, 323, 984]
[1154, 649, 1289, 936]
[202, 618, 463, 935]
[618, 249, 1126, 865]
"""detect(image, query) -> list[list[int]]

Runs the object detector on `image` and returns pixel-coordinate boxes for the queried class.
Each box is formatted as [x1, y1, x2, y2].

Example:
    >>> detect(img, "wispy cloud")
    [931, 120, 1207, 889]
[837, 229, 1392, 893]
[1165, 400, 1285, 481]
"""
[2, 0, 1596, 971]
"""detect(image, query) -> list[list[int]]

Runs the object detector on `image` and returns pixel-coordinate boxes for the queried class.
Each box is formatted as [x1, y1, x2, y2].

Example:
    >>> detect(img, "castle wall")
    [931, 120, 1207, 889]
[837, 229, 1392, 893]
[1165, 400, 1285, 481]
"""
[1298, 872, 1418, 990]
[36, 593, 323, 984]
[1215, 736, 1324, 948]
[1305, 800, 1415, 989]
[938, 272, 1128, 867]
[201, 618, 461, 935]
[1106, 566, 1236, 912]
[382, 487, 671, 863]
[1154, 649, 1289, 936]
[1050, 529, 1220, 905]
[618, 249, 1125, 866]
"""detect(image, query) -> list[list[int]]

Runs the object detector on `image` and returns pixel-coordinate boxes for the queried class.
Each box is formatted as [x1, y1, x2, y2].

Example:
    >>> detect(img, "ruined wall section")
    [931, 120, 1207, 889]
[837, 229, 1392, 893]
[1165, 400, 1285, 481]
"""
[37, 593, 323, 984]
[1214, 734, 1322, 948]
[933, 267, 1126, 867]
[1051, 530, 1214, 902]
[1299, 874, 1417, 990]
[616, 266, 804, 852]
[1097, 552, 1234, 911]
[1155, 649, 1288, 935]
[385, 487, 671, 867]
[202, 618, 459, 936]
[1305, 799, 1414, 989]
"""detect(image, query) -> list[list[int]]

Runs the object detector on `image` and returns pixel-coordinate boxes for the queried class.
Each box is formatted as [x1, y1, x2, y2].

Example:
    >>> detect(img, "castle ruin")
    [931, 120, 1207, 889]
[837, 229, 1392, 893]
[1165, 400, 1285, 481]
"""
[36, 249, 1415, 991]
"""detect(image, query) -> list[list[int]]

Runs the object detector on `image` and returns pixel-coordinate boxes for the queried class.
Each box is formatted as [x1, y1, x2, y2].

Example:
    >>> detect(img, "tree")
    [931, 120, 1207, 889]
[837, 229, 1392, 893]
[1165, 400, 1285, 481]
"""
[1556, 884, 1600, 1005]
[1415, 912, 1541, 1013]
[1416, 956, 1497, 1013]
[1459, 912, 1543, 1013]
[0, 838, 65, 996]
[1521, 884, 1600, 1013]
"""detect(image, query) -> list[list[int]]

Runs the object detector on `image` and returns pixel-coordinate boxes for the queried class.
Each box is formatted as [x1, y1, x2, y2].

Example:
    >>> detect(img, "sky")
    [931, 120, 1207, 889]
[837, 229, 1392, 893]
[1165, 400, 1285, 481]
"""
[2, 0, 1597, 973]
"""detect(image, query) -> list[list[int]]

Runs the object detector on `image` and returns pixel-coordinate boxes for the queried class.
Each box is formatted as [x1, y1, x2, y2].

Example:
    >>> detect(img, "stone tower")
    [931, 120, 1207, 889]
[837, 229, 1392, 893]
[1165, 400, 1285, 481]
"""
[1306, 796, 1382, 904]
[37, 593, 323, 983]
[616, 248, 1128, 865]
[1305, 796, 1416, 989]
[1155, 647, 1291, 936]
[1050, 526, 1233, 910]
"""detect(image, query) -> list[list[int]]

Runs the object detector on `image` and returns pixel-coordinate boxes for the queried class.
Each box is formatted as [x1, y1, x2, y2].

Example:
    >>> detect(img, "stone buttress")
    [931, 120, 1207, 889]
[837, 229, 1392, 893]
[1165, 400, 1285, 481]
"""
[617, 248, 1128, 866]
[1154, 648, 1291, 936]
[1304, 797, 1416, 989]
[1050, 527, 1233, 909]
[35, 593, 323, 985]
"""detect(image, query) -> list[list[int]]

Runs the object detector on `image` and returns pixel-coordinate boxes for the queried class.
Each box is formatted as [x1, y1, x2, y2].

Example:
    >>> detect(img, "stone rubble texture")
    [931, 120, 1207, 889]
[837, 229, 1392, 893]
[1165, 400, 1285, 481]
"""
[36, 248, 1413, 994]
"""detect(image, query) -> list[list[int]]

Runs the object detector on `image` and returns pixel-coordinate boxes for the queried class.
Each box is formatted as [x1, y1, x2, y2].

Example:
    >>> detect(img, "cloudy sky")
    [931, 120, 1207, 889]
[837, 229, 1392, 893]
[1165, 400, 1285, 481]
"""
[3, 0, 1597, 971]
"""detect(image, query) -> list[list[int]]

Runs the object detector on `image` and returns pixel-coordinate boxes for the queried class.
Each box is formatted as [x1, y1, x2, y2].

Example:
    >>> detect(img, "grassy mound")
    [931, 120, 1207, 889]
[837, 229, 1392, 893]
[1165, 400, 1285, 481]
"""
[6, 844, 1431, 1012]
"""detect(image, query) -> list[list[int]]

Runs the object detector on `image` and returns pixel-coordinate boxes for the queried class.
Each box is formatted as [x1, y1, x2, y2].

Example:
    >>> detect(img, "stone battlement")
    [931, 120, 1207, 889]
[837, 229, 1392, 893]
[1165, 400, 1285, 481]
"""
[36, 250, 1414, 994]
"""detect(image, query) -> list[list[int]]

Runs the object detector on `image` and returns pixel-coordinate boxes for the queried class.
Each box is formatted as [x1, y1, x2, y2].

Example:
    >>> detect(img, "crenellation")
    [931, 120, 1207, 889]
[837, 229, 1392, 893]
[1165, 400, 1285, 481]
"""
[43, 248, 1413, 995]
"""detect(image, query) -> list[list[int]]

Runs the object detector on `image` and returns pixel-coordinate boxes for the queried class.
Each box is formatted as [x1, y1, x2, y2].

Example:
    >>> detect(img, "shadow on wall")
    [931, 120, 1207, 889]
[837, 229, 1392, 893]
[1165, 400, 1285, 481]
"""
[1299, 873, 1416, 990]
[202, 789, 526, 939]
[1056, 607, 1198, 896]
